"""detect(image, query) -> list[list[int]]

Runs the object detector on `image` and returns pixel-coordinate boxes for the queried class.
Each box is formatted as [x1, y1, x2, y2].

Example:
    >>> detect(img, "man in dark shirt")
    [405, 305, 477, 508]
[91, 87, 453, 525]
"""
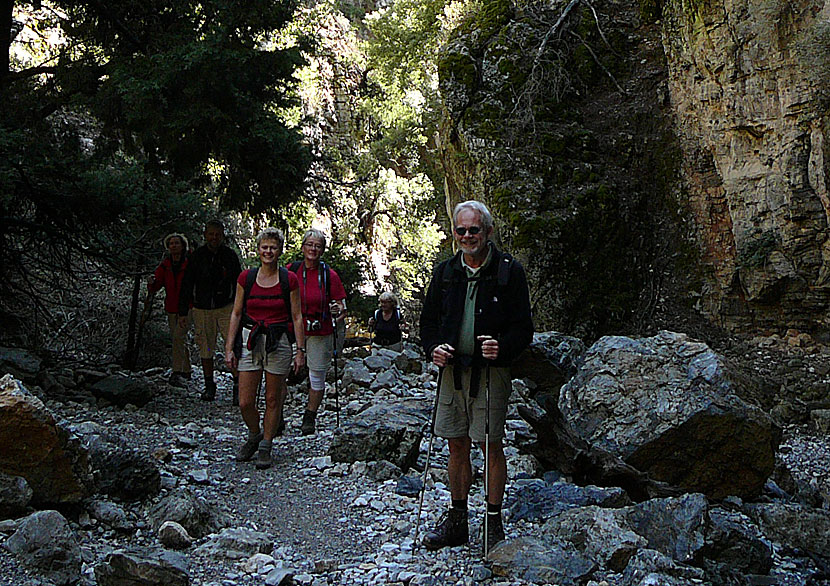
[419, 200, 533, 552]
[179, 220, 242, 402]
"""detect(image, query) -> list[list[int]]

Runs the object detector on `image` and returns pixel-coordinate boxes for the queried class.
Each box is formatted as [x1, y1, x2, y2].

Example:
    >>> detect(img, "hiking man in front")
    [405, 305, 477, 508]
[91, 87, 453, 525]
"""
[178, 219, 242, 402]
[419, 200, 533, 551]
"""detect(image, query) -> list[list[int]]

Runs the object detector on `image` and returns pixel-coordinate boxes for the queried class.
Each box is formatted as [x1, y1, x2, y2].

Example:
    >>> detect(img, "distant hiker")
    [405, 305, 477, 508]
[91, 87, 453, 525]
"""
[178, 219, 242, 402]
[368, 291, 408, 352]
[148, 233, 192, 387]
[419, 200, 533, 551]
[287, 229, 347, 435]
[225, 228, 305, 469]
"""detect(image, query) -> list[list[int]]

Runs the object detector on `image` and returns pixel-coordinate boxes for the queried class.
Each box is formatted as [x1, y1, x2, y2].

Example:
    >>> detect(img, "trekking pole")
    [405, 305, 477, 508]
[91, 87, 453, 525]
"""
[331, 315, 341, 429]
[414, 366, 443, 551]
[483, 362, 491, 559]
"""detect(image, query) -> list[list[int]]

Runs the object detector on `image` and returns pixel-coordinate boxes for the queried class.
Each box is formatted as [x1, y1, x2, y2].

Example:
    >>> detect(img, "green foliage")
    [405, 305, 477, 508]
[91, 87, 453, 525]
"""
[738, 230, 779, 269]
[2, 0, 312, 352]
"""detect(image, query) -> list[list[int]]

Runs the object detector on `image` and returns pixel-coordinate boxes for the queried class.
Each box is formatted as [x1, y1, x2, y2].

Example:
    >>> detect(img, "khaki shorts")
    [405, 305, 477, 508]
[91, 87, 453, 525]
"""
[306, 333, 334, 372]
[435, 365, 512, 443]
[192, 304, 233, 360]
[238, 327, 293, 375]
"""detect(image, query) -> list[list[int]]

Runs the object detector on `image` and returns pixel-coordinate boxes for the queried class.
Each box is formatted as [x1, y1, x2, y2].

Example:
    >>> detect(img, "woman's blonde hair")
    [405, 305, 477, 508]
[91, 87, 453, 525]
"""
[256, 227, 285, 249]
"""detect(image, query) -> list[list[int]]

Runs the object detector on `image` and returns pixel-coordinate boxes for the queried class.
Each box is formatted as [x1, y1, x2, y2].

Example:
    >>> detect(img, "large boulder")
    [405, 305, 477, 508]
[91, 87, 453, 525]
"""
[559, 331, 779, 499]
[3, 510, 81, 585]
[95, 547, 189, 586]
[745, 502, 830, 558]
[0, 375, 91, 504]
[512, 332, 586, 395]
[0, 471, 33, 519]
[148, 489, 230, 539]
[71, 422, 161, 501]
[0, 347, 42, 383]
[89, 373, 156, 407]
[328, 399, 425, 471]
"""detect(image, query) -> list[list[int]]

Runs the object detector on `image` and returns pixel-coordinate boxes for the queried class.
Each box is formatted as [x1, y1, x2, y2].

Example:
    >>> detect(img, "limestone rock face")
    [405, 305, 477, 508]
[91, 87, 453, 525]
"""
[0, 375, 91, 504]
[662, 0, 830, 331]
[559, 332, 779, 499]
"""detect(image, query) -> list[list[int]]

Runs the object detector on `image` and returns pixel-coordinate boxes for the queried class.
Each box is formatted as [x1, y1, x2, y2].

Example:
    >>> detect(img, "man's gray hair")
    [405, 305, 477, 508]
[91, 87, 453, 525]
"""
[302, 229, 327, 250]
[453, 200, 493, 233]
[256, 227, 285, 248]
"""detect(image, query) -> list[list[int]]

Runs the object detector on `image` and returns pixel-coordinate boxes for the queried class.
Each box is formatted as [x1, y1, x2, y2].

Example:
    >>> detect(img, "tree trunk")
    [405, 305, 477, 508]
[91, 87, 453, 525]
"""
[123, 275, 140, 369]
[517, 393, 681, 502]
[1, 0, 14, 87]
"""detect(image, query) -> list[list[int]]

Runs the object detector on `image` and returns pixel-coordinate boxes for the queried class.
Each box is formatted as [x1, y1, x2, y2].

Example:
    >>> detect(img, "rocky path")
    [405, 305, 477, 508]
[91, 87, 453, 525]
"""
[4, 332, 830, 585]
[0, 364, 536, 586]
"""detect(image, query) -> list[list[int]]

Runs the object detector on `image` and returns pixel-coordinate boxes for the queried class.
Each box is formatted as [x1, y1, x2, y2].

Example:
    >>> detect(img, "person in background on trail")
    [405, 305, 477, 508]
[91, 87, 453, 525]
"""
[368, 291, 408, 353]
[178, 219, 242, 403]
[419, 200, 533, 551]
[225, 228, 305, 470]
[288, 229, 347, 436]
[148, 233, 192, 387]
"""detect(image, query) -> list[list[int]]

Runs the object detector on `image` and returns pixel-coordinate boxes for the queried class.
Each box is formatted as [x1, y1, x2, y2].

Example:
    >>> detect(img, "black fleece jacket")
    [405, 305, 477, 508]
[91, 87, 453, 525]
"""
[419, 243, 533, 368]
[178, 244, 242, 314]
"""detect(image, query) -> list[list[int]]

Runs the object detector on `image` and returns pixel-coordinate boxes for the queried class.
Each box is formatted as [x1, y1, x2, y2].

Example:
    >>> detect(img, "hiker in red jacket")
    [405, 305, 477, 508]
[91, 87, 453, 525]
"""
[148, 233, 192, 387]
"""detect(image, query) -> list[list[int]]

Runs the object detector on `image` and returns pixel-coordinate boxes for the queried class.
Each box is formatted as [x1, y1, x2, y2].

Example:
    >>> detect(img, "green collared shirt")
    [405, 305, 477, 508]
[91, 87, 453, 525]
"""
[457, 246, 493, 356]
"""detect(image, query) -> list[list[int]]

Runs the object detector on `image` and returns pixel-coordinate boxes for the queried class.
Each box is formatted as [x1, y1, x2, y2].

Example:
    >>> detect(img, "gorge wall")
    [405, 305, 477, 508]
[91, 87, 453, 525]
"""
[662, 0, 830, 334]
[435, 0, 830, 337]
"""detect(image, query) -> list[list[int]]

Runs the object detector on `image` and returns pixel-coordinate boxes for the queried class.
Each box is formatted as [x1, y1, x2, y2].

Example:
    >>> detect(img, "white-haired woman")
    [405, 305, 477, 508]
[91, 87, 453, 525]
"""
[148, 233, 192, 387]
[287, 229, 347, 435]
[225, 228, 305, 469]
[368, 291, 408, 353]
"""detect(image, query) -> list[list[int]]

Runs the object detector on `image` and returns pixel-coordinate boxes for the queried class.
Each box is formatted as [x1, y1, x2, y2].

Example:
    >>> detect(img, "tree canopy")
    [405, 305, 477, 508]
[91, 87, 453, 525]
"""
[1, 0, 312, 350]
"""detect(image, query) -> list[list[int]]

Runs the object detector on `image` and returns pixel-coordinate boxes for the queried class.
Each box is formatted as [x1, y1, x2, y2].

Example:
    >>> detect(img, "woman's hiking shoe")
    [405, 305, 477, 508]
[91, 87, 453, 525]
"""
[422, 508, 468, 550]
[200, 379, 216, 402]
[300, 410, 317, 435]
[485, 512, 505, 553]
[255, 446, 272, 469]
[168, 372, 187, 388]
[235, 431, 263, 462]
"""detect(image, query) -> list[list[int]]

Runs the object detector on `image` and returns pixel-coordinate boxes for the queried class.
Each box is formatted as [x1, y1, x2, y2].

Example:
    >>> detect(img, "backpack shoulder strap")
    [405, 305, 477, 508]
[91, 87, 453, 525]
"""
[497, 252, 514, 287]
[243, 268, 259, 307]
[279, 266, 291, 309]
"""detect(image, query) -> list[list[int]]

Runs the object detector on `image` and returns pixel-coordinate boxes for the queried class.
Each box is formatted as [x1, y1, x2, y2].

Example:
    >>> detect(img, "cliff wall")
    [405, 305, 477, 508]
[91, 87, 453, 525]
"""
[663, 0, 830, 333]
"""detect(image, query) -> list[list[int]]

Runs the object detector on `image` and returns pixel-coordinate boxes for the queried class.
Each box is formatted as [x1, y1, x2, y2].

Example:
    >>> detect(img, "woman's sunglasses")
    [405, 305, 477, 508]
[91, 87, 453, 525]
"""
[454, 226, 482, 236]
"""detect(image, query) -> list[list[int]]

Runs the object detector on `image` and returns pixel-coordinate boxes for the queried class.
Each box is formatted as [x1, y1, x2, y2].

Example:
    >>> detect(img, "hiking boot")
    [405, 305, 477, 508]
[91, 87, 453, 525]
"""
[275, 416, 286, 437]
[484, 511, 505, 553]
[422, 508, 468, 550]
[235, 431, 263, 462]
[232, 381, 239, 406]
[255, 445, 272, 469]
[300, 410, 317, 436]
[200, 379, 216, 401]
[168, 372, 186, 387]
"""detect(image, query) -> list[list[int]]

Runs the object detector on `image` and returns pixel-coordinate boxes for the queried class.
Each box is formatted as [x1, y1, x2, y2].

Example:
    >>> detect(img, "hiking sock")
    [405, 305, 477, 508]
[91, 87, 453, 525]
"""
[452, 499, 468, 511]
[487, 502, 501, 514]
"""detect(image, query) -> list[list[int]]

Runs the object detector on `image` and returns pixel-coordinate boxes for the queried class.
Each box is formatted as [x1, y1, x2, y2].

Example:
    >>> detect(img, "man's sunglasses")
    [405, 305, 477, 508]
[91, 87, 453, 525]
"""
[454, 226, 482, 236]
